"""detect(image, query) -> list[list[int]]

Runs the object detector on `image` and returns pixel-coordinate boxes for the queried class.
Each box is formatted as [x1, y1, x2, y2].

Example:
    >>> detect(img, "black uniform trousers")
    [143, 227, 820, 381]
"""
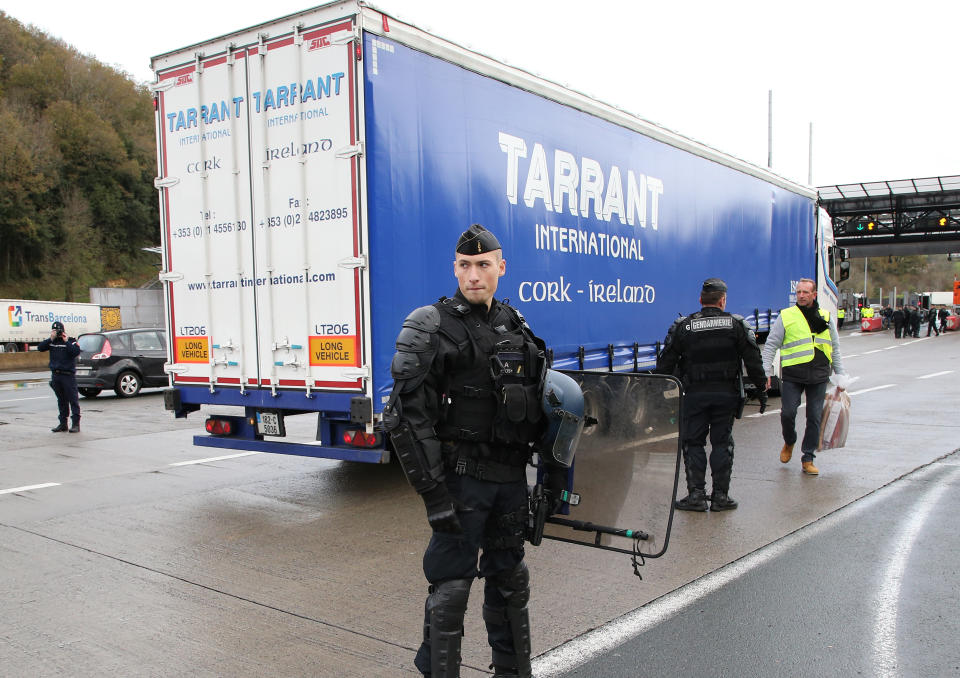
[414, 471, 527, 675]
[927, 318, 940, 336]
[680, 391, 739, 493]
[50, 372, 80, 425]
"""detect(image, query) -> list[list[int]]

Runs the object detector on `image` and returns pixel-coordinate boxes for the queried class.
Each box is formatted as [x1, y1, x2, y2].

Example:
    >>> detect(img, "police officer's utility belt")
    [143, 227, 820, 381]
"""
[445, 455, 527, 483]
[52, 369, 75, 376]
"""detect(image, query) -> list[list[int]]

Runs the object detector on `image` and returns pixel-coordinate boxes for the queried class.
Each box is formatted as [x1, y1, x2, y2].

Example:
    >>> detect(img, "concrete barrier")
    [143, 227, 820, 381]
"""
[0, 351, 48, 371]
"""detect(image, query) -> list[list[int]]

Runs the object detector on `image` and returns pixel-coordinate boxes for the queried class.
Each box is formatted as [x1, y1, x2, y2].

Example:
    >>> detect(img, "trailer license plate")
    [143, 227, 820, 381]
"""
[75, 367, 91, 375]
[257, 412, 283, 436]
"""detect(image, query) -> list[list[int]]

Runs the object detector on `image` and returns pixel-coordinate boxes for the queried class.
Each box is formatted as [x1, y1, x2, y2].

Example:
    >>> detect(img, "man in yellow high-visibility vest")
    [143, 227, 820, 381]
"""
[837, 307, 845, 329]
[761, 278, 847, 475]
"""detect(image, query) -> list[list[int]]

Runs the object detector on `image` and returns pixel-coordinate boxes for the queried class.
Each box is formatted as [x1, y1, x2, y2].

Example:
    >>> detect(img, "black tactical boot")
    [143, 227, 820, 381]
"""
[51, 423, 68, 432]
[709, 491, 738, 511]
[69, 421, 80, 433]
[674, 489, 708, 512]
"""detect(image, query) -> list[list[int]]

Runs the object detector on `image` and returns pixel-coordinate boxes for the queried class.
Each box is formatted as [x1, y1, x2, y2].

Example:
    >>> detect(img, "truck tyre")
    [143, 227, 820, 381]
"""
[581, 386, 612, 436]
[79, 388, 102, 398]
[4, 342, 18, 353]
[115, 371, 142, 397]
[621, 381, 648, 436]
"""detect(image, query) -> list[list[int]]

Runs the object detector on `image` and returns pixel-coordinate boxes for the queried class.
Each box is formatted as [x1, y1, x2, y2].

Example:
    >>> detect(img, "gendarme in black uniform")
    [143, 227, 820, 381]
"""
[37, 321, 82, 432]
[656, 278, 765, 511]
[384, 225, 558, 678]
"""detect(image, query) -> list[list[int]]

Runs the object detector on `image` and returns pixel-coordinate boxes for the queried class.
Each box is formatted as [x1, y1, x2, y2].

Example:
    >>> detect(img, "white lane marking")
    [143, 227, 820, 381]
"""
[863, 350, 883, 355]
[746, 383, 893, 418]
[848, 384, 896, 396]
[873, 467, 960, 677]
[0, 482, 61, 495]
[845, 354, 861, 358]
[917, 370, 954, 380]
[882, 345, 899, 350]
[0, 396, 53, 402]
[534, 463, 953, 678]
[168, 451, 262, 466]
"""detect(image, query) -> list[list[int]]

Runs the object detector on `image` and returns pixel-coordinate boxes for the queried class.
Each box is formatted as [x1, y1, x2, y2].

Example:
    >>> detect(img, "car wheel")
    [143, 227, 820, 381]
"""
[4, 342, 18, 353]
[115, 371, 142, 397]
[79, 388, 102, 398]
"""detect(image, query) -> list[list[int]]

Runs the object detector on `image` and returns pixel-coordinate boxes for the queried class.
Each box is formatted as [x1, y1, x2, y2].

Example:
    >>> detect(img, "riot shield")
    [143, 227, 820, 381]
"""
[539, 371, 683, 559]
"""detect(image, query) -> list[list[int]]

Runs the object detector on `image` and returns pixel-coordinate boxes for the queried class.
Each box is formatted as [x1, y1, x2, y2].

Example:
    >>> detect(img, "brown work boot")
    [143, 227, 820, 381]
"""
[802, 461, 819, 475]
[780, 443, 794, 463]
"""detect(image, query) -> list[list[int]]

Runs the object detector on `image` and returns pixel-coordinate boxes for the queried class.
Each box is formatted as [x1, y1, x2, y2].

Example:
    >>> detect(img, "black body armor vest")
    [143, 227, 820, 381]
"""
[679, 310, 742, 388]
[434, 297, 545, 453]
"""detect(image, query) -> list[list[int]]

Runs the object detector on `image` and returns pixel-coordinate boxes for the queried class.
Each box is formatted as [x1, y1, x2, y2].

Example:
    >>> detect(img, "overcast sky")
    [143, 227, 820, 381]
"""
[3, 0, 957, 188]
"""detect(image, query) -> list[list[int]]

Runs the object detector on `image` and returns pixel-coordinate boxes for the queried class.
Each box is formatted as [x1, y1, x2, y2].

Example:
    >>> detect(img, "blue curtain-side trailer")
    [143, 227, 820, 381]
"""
[152, 2, 824, 461]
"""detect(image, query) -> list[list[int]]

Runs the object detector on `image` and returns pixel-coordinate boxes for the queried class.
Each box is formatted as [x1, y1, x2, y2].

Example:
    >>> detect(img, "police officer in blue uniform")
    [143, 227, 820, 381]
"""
[38, 321, 82, 432]
[384, 224, 563, 678]
[656, 278, 765, 511]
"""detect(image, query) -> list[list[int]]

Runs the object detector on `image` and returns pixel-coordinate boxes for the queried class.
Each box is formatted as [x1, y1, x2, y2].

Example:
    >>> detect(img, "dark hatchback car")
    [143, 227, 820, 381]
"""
[75, 328, 168, 398]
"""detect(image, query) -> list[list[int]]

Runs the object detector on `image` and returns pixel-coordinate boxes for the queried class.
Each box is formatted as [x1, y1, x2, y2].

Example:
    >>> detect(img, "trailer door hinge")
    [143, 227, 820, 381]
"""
[337, 255, 367, 270]
[158, 271, 183, 282]
[149, 79, 175, 93]
[336, 142, 364, 159]
[154, 176, 180, 189]
[331, 29, 358, 46]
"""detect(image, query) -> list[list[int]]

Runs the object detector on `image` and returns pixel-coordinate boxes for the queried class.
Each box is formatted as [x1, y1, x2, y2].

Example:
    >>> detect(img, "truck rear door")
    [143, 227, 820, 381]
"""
[155, 18, 367, 395]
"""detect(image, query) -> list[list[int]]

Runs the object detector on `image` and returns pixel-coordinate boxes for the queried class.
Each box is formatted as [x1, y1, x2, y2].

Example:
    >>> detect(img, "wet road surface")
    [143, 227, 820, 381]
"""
[1, 328, 958, 676]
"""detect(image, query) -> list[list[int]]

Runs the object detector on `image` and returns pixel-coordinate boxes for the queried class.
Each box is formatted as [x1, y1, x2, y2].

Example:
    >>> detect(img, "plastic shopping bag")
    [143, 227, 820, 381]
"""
[818, 385, 851, 450]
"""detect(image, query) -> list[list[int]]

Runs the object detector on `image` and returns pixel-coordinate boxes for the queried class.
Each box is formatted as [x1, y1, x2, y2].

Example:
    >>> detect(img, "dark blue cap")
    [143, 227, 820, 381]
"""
[456, 224, 501, 255]
[701, 278, 727, 294]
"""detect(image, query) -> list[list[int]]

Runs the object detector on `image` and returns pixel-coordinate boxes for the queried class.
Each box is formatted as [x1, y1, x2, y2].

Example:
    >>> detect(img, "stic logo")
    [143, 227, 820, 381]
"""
[7, 304, 22, 327]
[308, 36, 331, 51]
[175, 74, 194, 87]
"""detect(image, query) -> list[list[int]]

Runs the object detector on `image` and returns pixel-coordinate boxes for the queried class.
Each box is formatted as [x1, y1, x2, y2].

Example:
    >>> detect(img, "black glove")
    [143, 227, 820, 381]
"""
[758, 390, 768, 414]
[420, 484, 463, 535]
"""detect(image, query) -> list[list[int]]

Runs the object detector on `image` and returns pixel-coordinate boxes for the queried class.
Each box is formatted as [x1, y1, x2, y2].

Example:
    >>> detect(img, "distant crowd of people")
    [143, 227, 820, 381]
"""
[840, 304, 952, 338]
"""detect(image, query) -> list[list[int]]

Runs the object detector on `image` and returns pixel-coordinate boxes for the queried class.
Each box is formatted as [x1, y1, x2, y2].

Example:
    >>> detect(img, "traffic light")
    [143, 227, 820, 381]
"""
[854, 219, 876, 232]
[939, 216, 948, 227]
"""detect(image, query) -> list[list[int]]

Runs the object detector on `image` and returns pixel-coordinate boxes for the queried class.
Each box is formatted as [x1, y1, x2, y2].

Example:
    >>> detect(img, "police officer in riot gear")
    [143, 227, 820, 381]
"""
[383, 224, 564, 678]
[656, 278, 766, 511]
[38, 321, 82, 432]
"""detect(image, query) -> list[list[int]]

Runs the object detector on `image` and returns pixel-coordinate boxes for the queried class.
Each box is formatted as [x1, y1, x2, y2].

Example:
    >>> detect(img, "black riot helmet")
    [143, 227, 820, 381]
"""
[539, 370, 585, 467]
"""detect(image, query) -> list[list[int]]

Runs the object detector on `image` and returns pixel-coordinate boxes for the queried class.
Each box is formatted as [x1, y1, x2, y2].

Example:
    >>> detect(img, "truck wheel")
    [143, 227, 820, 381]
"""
[581, 387, 612, 436]
[4, 342, 18, 353]
[79, 388, 102, 398]
[621, 381, 648, 435]
[114, 371, 142, 397]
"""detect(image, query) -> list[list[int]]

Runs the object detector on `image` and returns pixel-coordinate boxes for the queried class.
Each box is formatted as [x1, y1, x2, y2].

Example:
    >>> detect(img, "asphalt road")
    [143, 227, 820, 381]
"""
[545, 455, 960, 677]
[2, 326, 958, 676]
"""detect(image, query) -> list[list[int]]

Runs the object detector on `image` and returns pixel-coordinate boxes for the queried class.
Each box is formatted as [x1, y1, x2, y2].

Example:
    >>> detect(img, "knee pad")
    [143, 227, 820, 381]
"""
[428, 578, 472, 632]
[488, 561, 529, 605]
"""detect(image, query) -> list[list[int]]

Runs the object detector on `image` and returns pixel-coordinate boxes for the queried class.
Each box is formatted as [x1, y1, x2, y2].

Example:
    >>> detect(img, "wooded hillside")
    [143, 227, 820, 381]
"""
[0, 11, 158, 301]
